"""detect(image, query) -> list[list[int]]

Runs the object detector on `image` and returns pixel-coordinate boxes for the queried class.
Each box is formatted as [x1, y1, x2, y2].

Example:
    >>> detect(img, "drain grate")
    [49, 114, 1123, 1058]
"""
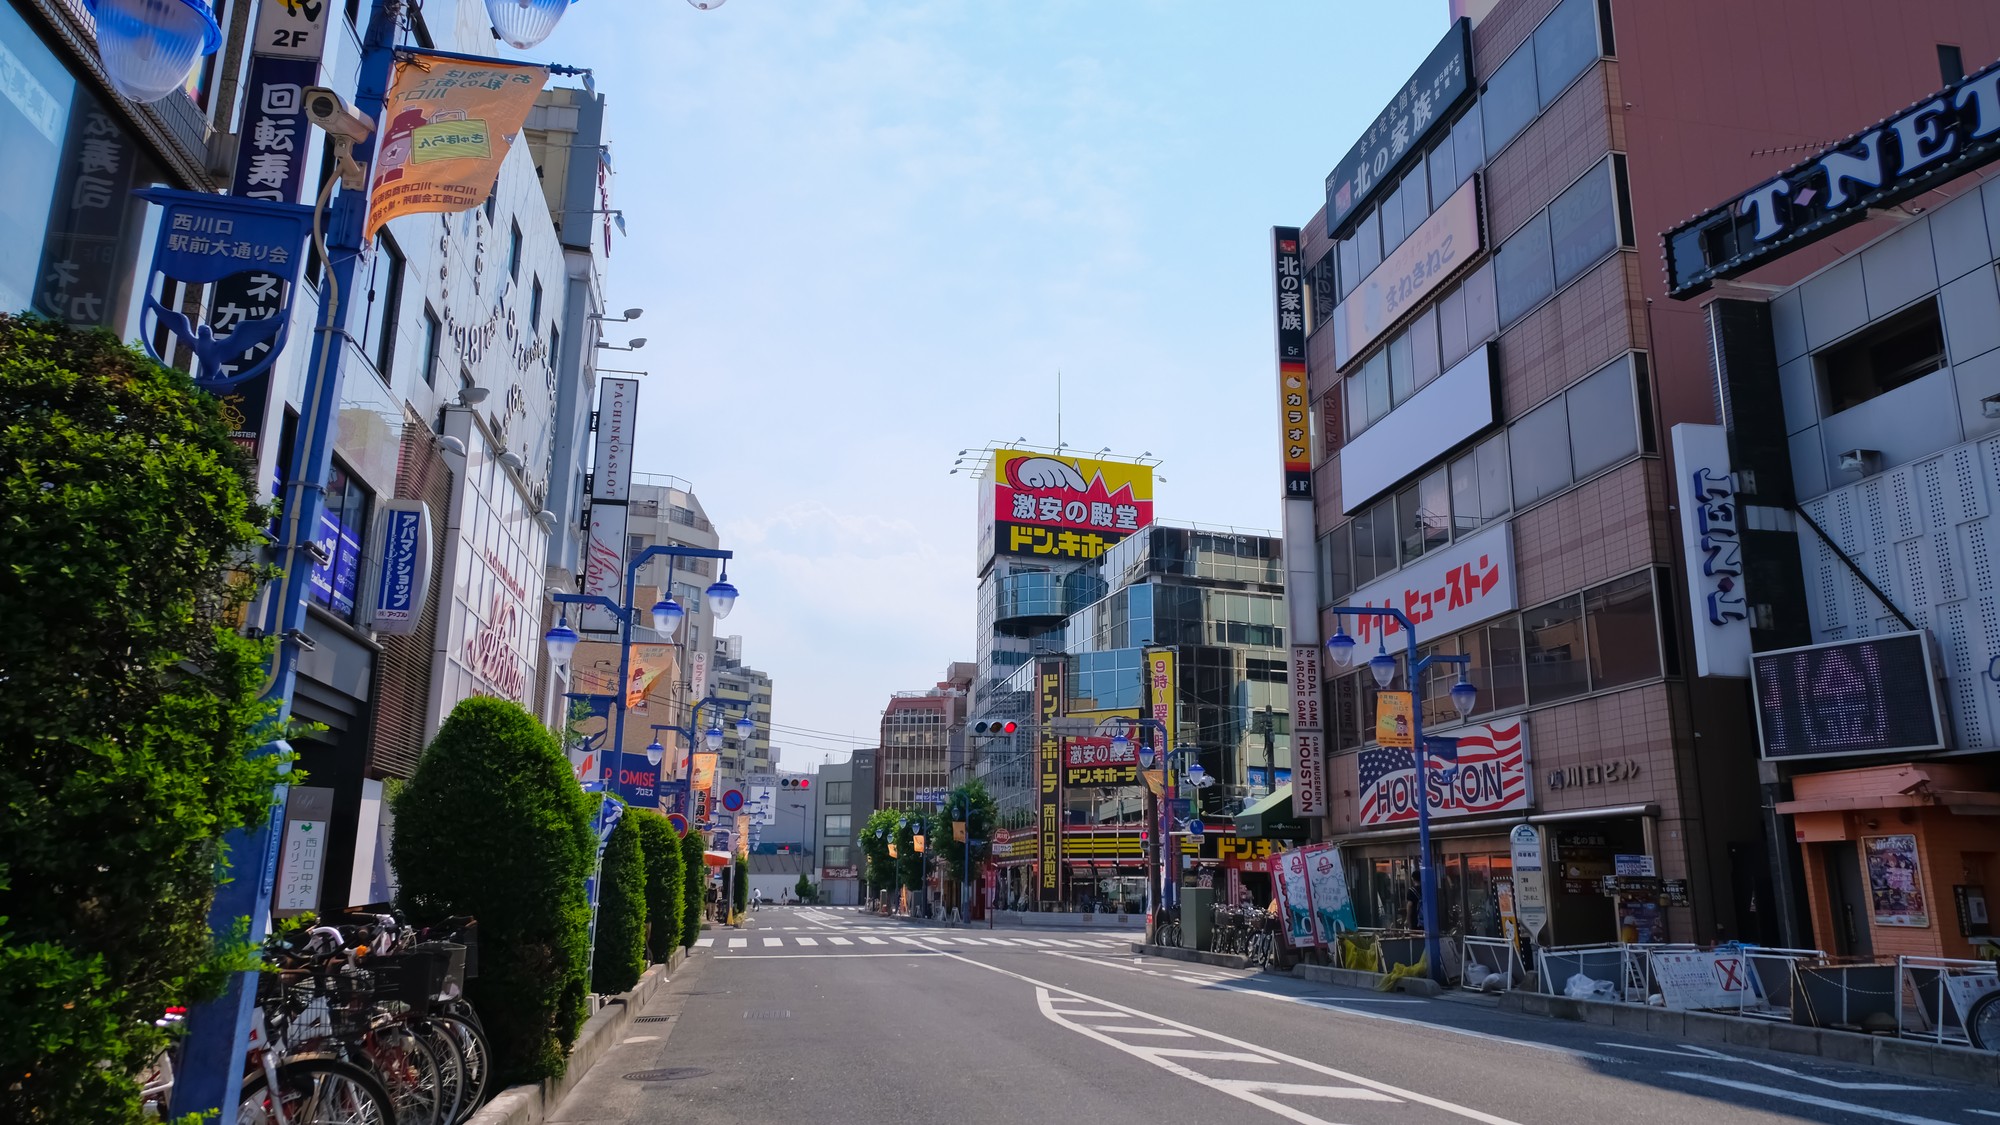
[625, 1067, 711, 1082]
[635, 1014, 677, 1023]
[742, 1009, 792, 1020]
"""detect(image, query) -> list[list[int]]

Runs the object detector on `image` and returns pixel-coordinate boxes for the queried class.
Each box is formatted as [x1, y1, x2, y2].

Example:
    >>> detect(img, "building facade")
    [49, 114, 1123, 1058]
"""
[814, 759, 860, 905]
[874, 665, 973, 812]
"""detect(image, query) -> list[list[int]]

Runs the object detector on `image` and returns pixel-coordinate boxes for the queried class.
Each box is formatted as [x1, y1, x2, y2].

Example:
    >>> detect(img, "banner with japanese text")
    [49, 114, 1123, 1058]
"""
[364, 53, 550, 242]
[986, 449, 1153, 563]
[1038, 657, 1065, 902]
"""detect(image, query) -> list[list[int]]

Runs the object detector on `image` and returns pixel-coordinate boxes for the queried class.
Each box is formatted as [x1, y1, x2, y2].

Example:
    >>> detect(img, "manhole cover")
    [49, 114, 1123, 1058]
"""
[625, 1067, 711, 1082]
[635, 1014, 677, 1023]
[743, 1009, 792, 1019]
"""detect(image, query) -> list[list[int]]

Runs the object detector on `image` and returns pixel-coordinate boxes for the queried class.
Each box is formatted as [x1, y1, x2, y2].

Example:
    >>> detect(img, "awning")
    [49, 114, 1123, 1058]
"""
[1235, 785, 1311, 841]
[702, 850, 733, 867]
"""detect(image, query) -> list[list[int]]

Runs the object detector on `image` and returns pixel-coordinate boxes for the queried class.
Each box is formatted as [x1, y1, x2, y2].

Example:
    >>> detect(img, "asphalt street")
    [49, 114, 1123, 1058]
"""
[545, 906, 1999, 1125]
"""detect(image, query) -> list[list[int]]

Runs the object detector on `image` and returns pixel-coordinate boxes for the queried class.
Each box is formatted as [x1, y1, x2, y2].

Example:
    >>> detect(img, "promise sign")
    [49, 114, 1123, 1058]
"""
[1666, 54, 2000, 298]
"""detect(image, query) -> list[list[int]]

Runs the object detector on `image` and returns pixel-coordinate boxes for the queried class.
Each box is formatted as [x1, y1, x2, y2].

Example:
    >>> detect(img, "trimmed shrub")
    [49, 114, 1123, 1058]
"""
[631, 810, 683, 959]
[0, 315, 286, 1123]
[590, 811, 645, 995]
[393, 697, 594, 1085]
[679, 829, 704, 948]
[733, 855, 749, 914]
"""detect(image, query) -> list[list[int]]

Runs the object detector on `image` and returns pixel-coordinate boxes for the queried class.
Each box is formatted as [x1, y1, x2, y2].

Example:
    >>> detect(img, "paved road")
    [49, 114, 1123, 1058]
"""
[548, 906, 1997, 1125]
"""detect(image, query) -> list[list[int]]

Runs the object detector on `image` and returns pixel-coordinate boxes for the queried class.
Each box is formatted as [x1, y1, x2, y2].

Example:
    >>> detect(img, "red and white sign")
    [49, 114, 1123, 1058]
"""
[1357, 719, 1529, 827]
[1346, 522, 1515, 646]
[1651, 951, 1752, 1011]
[1063, 738, 1137, 770]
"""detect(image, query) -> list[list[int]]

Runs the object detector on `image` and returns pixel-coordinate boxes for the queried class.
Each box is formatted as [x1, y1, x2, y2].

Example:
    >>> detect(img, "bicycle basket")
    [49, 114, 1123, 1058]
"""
[412, 941, 468, 995]
[367, 953, 443, 1015]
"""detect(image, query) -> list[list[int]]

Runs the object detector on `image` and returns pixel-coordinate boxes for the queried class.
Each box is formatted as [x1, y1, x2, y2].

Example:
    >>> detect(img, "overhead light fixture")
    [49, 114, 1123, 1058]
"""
[455, 386, 490, 407]
[1837, 448, 1880, 475]
[500, 450, 526, 474]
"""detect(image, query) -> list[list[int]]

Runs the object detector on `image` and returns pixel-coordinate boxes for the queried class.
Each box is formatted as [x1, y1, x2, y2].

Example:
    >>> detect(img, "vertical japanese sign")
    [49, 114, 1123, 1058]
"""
[581, 377, 639, 634]
[34, 101, 139, 329]
[1290, 643, 1326, 816]
[1038, 657, 1064, 903]
[368, 500, 433, 636]
[1374, 692, 1416, 748]
[364, 53, 551, 242]
[1272, 227, 1311, 498]
[273, 786, 334, 915]
[1145, 648, 1176, 754]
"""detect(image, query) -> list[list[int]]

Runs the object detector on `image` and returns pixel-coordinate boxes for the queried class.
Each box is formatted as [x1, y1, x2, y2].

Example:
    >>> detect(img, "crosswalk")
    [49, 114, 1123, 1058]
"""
[694, 932, 1138, 955]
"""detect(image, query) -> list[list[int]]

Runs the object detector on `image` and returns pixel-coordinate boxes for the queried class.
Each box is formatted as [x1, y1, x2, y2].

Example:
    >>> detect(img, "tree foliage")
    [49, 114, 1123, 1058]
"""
[630, 809, 683, 960]
[895, 816, 924, 892]
[0, 316, 288, 1123]
[590, 809, 646, 995]
[393, 697, 593, 1085]
[794, 872, 813, 904]
[938, 779, 999, 885]
[678, 828, 705, 948]
[857, 809, 899, 897]
[732, 855, 749, 914]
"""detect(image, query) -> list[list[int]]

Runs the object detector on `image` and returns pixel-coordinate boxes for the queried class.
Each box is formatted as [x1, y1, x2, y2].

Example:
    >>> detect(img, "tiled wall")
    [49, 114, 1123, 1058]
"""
[1511, 457, 1668, 606]
[1484, 62, 1616, 246]
[1494, 252, 1644, 418]
[1529, 681, 1682, 822]
[1470, 0, 1562, 84]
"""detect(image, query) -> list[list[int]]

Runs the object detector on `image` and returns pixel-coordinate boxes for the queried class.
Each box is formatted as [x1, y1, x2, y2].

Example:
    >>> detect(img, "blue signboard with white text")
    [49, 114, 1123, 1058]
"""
[369, 501, 433, 635]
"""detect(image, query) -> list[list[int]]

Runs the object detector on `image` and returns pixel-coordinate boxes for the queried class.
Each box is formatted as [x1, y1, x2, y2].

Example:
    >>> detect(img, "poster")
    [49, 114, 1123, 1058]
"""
[1273, 848, 1319, 947]
[1375, 691, 1415, 747]
[1651, 951, 1752, 1012]
[1865, 834, 1929, 927]
[1301, 844, 1357, 943]
[364, 53, 551, 241]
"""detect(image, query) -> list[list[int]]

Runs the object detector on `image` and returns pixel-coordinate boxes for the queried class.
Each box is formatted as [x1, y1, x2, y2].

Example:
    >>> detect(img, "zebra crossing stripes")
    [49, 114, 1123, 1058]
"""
[698, 929, 1133, 957]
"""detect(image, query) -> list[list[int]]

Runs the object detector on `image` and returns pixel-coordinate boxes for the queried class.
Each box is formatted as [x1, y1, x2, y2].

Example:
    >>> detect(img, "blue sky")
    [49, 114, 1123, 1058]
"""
[545, 0, 1447, 767]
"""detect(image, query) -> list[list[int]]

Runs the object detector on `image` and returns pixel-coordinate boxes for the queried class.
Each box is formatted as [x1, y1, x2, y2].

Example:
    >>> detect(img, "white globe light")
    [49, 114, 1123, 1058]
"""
[645, 738, 665, 766]
[651, 596, 685, 637]
[543, 618, 579, 666]
[1325, 628, 1357, 668]
[485, 0, 571, 49]
[706, 578, 739, 620]
[89, 0, 221, 104]
[704, 725, 724, 751]
[735, 715, 755, 740]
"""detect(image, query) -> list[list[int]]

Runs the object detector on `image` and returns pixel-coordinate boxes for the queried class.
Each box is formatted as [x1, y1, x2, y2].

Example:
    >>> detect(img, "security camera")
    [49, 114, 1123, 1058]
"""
[302, 87, 374, 142]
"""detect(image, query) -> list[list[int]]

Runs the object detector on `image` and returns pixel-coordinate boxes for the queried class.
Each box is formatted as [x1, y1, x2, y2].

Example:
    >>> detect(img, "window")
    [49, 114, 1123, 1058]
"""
[1350, 506, 1381, 586]
[1939, 44, 1965, 85]
[1411, 307, 1441, 389]
[529, 275, 543, 332]
[1427, 140, 1457, 216]
[824, 845, 853, 866]
[1484, 617, 1528, 712]
[421, 304, 441, 387]
[824, 780, 851, 806]
[1338, 233, 1361, 301]
[1451, 103, 1484, 188]
[1549, 158, 1618, 288]
[1534, 0, 1600, 103]
[1450, 431, 1510, 536]
[1388, 329, 1414, 405]
[1438, 283, 1469, 369]
[1325, 523, 1354, 603]
[1363, 349, 1390, 427]
[1462, 262, 1498, 347]
[1355, 207, 1382, 278]
[1567, 357, 1640, 478]
[310, 462, 370, 621]
[823, 814, 851, 837]
[364, 233, 404, 382]
[484, 185, 497, 222]
[1819, 299, 1946, 413]
[1378, 174, 1405, 253]
[1400, 163, 1431, 229]
[1494, 210, 1554, 326]
[1522, 594, 1588, 703]
[1510, 395, 1572, 506]
[1310, 251, 1339, 332]
[1584, 572, 1660, 689]
[1482, 45, 1540, 158]
[1396, 468, 1450, 564]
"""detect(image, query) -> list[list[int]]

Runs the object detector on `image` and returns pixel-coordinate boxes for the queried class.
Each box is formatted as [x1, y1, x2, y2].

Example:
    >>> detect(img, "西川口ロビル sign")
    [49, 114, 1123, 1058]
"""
[1357, 719, 1529, 827]
[986, 449, 1153, 563]
[1665, 55, 2000, 298]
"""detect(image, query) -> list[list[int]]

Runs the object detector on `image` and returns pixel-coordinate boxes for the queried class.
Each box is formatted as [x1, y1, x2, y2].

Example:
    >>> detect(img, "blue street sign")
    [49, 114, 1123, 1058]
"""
[133, 187, 314, 388]
[1188, 819, 1205, 838]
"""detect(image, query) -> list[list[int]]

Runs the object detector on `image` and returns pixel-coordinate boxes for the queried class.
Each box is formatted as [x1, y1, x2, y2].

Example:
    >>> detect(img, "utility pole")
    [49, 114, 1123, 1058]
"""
[1261, 705, 1276, 798]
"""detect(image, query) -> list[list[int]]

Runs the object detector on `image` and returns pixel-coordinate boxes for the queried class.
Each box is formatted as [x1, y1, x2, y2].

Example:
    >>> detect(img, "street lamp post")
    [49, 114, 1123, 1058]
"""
[1112, 719, 1210, 941]
[1325, 609, 1478, 985]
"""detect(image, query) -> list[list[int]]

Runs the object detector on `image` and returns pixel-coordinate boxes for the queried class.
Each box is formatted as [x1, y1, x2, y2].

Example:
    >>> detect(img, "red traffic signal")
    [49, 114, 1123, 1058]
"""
[971, 718, 1018, 736]
[800, 778, 810, 789]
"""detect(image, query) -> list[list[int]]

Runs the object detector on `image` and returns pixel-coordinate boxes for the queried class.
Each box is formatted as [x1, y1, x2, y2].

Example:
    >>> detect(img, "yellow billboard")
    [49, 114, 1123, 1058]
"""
[985, 449, 1154, 563]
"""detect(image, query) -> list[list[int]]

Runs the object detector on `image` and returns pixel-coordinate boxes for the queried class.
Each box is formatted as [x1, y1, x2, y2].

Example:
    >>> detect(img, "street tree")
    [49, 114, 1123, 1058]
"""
[857, 809, 899, 898]
[630, 809, 684, 959]
[393, 696, 594, 1085]
[0, 316, 289, 1123]
[938, 779, 998, 886]
[591, 807, 646, 995]
[678, 828, 705, 948]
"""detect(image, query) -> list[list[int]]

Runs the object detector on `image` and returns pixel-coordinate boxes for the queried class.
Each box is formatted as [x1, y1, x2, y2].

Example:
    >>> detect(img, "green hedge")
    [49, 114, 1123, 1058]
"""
[679, 828, 705, 948]
[631, 809, 684, 960]
[0, 315, 286, 1124]
[393, 697, 594, 1085]
[590, 810, 646, 995]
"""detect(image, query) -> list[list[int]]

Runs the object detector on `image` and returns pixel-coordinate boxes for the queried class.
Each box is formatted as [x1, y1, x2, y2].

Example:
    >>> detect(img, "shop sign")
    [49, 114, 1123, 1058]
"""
[1301, 843, 1358, 942]
[1273, 848, 1320, 947]
[1323, 18, 1471, 234]
[1038, 658, 1064, 902]
[273, 786, 334, 915]
[368, 500, 433, 636]
[590, 377, 639, 502]
[1752, 633, 1946, 761]
[579, 501, 629, 636]
[1063, 736, 1137, 786]
[822, 866, 858, 880]
[987, 449, 1153, 563]
[1292, 641, 1326, 817]
[1546, 758, 1641, 791]
[1357, 719, 1529, 827]
[1335, 176, 1482, 367]
[1614, 854, 1657, 878]
[1666, 54, 2000, 299]
[1344, 521, 1514, 646]
[1146, 648, 1177, 758]
[255, 0, 328, 58]
[1271, 227, 1311, 498]
[1670, 424, 1751, 677]
[1651, 951, 1752, 1012]
[1290, 644, 1322, 728]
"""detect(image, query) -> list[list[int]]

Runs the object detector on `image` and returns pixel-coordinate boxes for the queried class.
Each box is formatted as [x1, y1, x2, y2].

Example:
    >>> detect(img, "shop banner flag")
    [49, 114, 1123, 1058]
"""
[1273, 848, 1320, 947]
[364, 52, 550, 242]
[1301, 844, 1358, 943]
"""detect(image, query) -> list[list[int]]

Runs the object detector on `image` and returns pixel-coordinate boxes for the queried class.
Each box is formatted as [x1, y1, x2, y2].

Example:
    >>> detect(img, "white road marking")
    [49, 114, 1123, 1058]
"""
[828, 937, 853, 946]
[1215, 1080, 1400, 1101]
[1013, 938, 1048, 947]
[1664, 1072, 1963, 1125]
[1969, 1112, 2000, 1119]
[1044, 951, 1144, 971]
[717, 952, 941, 959]
[1040, 938, 1079, 947]
[728, 938, 748, 949]
[954, 954, 1523, 1125]
[763, 937, 783, 947]
[784, 926, 799, 931]
[694, 938, 714, 948]
[795, 937, 817, 946]
[622, 1035, 660, 1044]
[1596, 1042, 1935, 1091]
[1099, 1026, 1196, 1037]
[1200, 979, 1615, 1063]
[981, 937, 1016, 946]
[893, 936, 926, 946]
[1149, 1048, 1278, 1064]
[860, 936, 887, 945]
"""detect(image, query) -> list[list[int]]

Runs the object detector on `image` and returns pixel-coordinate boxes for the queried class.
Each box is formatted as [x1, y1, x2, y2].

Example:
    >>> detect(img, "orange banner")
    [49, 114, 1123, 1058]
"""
[364, 52, 549, 242]
[691, 752, 718, 795]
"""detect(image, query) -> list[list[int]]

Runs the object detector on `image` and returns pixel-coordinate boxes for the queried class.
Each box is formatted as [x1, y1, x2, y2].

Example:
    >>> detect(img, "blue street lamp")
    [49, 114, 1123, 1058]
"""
[1127, 720, 1209, 937]
[1324, 611, 1477, 984]
[485, 0, 578, 49]
[736, 714, 755, 741]
[85, 0, 222, 103]
[652, 595, 685, 637]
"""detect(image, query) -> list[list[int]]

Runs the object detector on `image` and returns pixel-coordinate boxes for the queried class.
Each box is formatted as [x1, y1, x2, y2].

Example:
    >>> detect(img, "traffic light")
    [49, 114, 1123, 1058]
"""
[780, 777, 811, 790]
[970, 717, 1018, 736]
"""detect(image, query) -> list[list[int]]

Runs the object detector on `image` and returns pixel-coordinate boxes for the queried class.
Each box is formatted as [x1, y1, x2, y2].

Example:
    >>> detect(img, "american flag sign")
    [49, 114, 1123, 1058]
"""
[1356, 720, 1529, 827]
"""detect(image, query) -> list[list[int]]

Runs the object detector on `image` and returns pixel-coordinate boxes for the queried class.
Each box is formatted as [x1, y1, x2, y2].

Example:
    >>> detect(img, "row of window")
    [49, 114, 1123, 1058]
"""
[1325, 568, 1672, 751]
[1321, 354, 1652, 605]
[1314, 0, 1606, 314]
[1339, 266, 1499, 440]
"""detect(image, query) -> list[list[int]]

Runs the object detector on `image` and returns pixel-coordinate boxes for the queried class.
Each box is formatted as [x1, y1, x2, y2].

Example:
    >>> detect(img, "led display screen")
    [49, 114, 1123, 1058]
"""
[1753, 633, 1945, 761]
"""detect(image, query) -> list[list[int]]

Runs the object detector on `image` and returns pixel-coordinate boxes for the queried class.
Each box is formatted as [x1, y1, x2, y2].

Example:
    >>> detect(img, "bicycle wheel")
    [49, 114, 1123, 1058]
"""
[1968, 989, 2000, 1052]
[433, 1014, 492, 1122]
[365, 1023, 447, 1125]
[240, 1058, 396, 1125]
[420, 1021, 467, 1125]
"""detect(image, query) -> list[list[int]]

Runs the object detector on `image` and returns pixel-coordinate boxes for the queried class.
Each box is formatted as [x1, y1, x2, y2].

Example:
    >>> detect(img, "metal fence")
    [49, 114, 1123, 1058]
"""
[1461, 936, 1526, 992]
[1896, 955, 2000, 1046]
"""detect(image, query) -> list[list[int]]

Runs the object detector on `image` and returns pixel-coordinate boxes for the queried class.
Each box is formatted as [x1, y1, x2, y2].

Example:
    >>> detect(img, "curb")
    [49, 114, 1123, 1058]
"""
[1288, 962, 1443, 996]
[1131, 943, 1256, 971]
[1499, 989, 1999, 1087]
[463, 950, 685, 1125]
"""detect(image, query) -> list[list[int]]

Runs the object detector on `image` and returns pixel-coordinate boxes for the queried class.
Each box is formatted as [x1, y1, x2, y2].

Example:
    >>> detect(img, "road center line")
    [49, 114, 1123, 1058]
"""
[1663, 1071, 1963, 1125]
[944, 951, 1525, 1125]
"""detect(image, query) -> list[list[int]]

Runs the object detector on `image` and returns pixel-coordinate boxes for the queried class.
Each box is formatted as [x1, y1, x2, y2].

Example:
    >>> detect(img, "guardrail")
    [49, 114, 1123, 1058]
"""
[1461, 935, 1526, 992]
[1896, 955, 2000, 1046]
